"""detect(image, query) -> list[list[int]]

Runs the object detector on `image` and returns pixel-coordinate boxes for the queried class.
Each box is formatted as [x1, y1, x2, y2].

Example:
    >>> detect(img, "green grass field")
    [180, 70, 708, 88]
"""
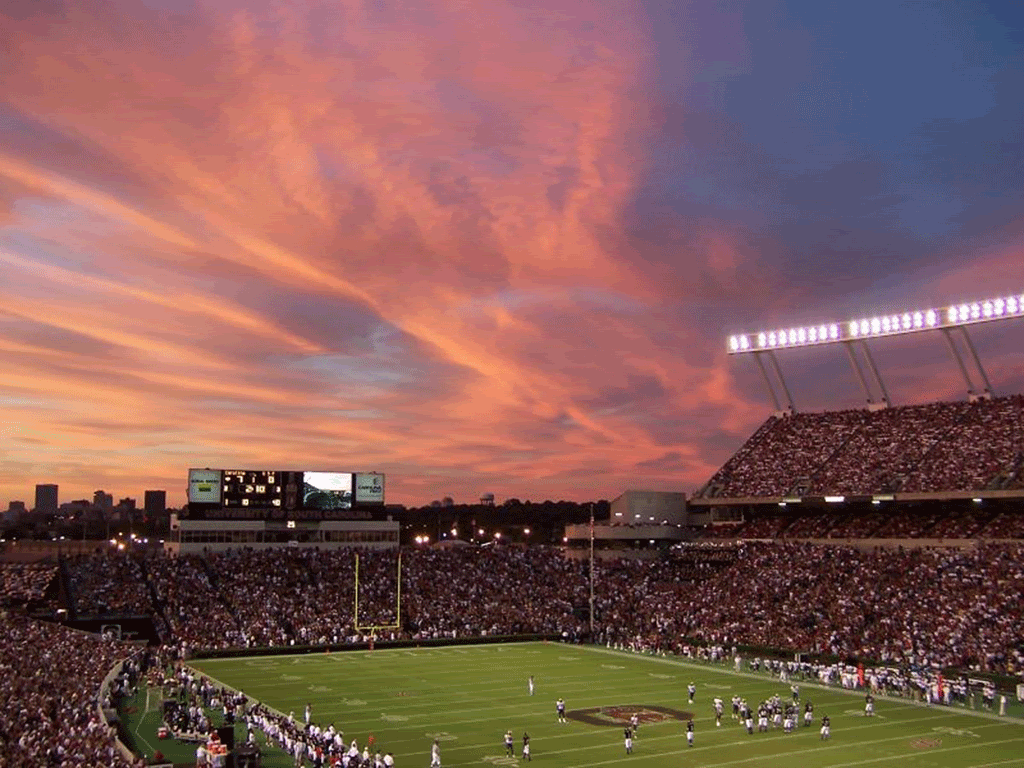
[175, 643, 1024, 768]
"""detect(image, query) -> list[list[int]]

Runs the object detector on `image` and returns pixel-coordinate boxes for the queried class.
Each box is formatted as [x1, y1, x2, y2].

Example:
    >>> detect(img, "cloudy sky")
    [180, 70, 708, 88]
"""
[2, 0, 1023, 507]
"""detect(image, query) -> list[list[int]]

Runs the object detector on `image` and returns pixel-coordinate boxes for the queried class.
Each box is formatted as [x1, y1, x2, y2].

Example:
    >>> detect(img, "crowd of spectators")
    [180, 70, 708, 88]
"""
[147, 555, 242, 649]
[696, 502, 1024, 541]
[978, 511, 1024, 538]
[0, 609, 138, 767]
[707, 409, 868, 497]
[0, 562, 56, 606]
[66, 553, 152, 617]
[903, 395, 1024, 492]
[599, 541, 1024, 675]
[698, 395, 1024, 498]
[2, 536, 1024, 766]
[20, 541, 1024, 679]
[808, 401, 971, 494]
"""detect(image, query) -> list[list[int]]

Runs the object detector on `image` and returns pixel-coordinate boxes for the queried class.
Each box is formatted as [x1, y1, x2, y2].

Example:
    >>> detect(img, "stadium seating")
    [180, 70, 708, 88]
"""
[698, 395, 1024, 497]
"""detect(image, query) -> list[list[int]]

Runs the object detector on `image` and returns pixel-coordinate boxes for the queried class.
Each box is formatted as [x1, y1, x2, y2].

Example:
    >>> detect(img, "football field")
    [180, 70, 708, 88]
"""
[190, 643, 1024, 768]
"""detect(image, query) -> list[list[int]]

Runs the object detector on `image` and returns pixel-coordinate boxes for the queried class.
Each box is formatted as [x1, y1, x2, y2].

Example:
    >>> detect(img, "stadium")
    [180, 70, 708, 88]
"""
[2, 296, 1023, 768]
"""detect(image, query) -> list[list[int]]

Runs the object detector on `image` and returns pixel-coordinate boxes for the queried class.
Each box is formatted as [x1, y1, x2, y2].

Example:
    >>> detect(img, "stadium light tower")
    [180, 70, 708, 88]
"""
[726, 292, 1023, 412]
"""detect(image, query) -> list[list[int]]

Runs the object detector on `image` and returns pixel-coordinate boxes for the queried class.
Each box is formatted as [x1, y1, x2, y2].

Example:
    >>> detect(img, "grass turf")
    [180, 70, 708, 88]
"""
[176, 642, 1024, 768]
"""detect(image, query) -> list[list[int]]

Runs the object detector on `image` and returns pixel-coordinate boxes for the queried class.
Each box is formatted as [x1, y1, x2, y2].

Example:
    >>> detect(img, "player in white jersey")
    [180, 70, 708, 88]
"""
[528, 675, 535, 696]
[864, 693, 874, 716]
[820, 714, 831, 740]
[430, 738, 441, 768]
[556, 698, 567, 723]
[713, 697, 723, 727]
[504, 730, 514, 757]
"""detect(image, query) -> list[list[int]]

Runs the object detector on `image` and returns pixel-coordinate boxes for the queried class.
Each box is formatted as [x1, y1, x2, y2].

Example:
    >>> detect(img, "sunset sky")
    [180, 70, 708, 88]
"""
[2, 0, 1023, 508]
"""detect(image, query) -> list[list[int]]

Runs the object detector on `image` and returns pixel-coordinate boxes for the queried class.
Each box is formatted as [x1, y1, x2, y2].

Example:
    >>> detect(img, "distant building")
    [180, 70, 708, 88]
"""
[5, 501, 27, 523]
[35, 484, 58, 516]
[610, 490, 688, 526]
[59, 500, 91, 516]
[93, 490, 113, 511]
[480, 493, 495, 506]
[117, 497, 137, 511]
[144, 490, 166, 518]
[564, 491, 690, 561]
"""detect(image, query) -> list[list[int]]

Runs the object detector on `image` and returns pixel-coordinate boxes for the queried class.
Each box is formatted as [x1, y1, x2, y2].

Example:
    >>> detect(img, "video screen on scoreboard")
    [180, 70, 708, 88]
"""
[302, 471, 353, 510]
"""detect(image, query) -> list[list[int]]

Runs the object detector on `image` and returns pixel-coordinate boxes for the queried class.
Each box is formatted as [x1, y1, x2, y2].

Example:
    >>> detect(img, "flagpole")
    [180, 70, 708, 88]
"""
[589, 503, 595, 637]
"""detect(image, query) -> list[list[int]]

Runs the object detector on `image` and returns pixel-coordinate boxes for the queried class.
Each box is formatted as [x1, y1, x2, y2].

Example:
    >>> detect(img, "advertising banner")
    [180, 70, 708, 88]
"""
[354, 472, 385, 504]
[188, 469, 222, 504]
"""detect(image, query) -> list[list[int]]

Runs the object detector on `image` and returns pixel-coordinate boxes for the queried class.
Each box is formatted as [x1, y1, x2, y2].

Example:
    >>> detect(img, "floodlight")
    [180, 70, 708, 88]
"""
[824, 496, 845, 503]
[729, 290, 1022, 353]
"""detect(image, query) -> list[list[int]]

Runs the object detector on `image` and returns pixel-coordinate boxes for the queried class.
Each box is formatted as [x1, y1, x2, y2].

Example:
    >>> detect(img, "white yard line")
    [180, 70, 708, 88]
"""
[821, 737, 1024, 768]
[560, 723, 1012, 768]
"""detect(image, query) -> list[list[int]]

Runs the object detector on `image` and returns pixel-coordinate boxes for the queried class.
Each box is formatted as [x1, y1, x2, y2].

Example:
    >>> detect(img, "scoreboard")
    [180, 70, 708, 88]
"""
[186, 468, 385, 515]
[221, 470, 299, 509]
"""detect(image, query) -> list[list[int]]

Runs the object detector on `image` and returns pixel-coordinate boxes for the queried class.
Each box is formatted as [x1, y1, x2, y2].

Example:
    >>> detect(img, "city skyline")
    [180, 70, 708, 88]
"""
[2, 0, 1024, 507]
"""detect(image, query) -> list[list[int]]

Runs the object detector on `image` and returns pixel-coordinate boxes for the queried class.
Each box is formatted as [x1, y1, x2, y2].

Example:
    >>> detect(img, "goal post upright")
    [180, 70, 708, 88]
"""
[353, 550, 403, 636]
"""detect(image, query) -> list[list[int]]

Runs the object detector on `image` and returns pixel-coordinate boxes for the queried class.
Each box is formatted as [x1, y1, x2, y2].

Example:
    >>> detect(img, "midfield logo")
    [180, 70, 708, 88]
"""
[568, 705, 694, 727]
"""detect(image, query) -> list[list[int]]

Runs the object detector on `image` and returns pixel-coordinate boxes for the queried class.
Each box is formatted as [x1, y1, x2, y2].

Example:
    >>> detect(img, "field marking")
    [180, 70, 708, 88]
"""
[821, 737, 1024, 767]
[559, 723, 1015, 768]
[578, 644, 1022, 725]
[131, 688, 158, 757]
[382, 707, 985, 751]
[201, 659, 951, 726]
[312, 681, 883, 722]
[965, 760, 1024, 768]
[188, 648, 1018, 768]
[377, 706, 975, 753]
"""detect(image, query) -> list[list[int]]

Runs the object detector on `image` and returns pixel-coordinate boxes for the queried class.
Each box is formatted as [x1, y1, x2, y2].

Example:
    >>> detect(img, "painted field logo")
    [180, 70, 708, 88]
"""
[568, 705, 693, 727]
[910, 738, 941, 749]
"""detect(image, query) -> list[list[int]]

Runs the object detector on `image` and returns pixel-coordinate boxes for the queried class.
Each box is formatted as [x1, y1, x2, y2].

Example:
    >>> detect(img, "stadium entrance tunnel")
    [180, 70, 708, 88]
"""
[567, 705, 693, 727]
